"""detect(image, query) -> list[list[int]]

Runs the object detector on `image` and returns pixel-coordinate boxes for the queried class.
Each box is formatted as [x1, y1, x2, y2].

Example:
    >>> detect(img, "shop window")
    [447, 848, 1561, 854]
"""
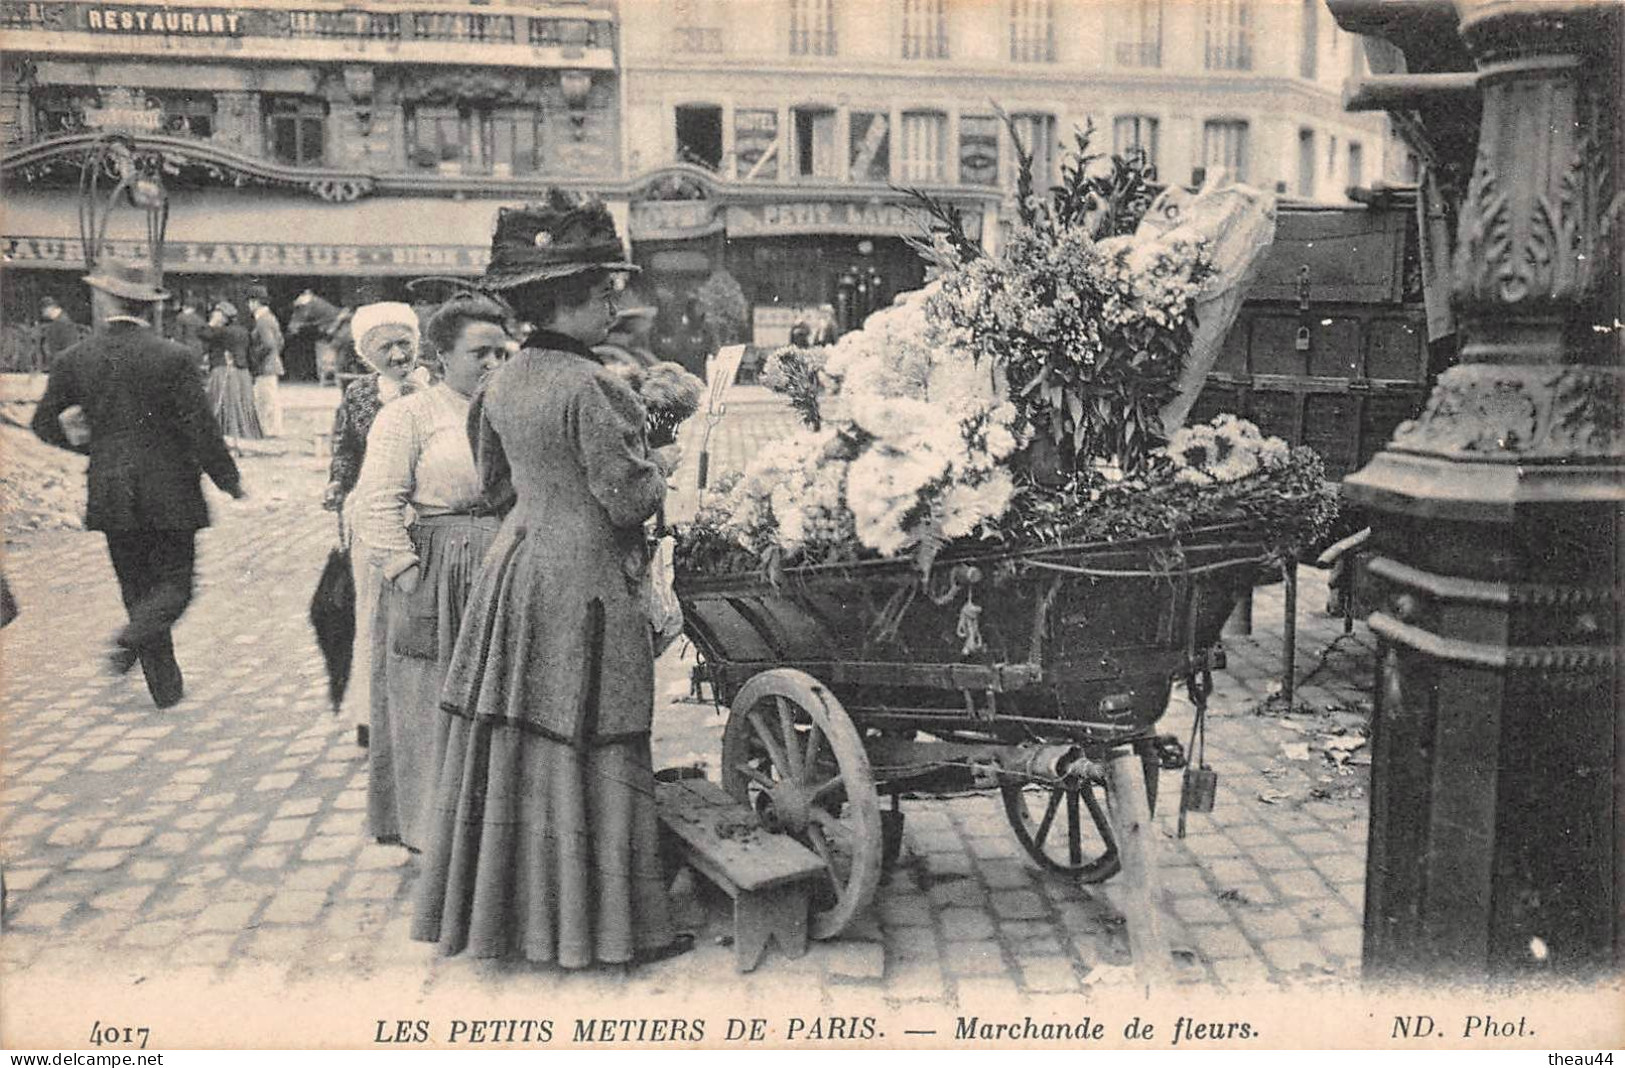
[1008, 112, 1056, 188]
[151, 92, 215, 138]
[1009, 0, 1054, 63]
[1348, 141, 1364, 190]
[1113, 115, 1159, 170]
[1297, 128, 1315, 196]
[959, 115, 1000, 186]
[901, 0, 947, 59]
[265, 96, 327, 167]
[32, 88, 92, 136]
[794, 107, 838, 179]
[1202, 119, 1249, 183]
[735, 108, 780, 180]
[1115, 0, 1161, 67]
[899, 110, 946, 184]
[675, 104, 724, 171]
[1204, 0, 1253, 70]
[789, 0, 836, 55]
[408, 104, 541, 175]
[848, 111, 891, 183]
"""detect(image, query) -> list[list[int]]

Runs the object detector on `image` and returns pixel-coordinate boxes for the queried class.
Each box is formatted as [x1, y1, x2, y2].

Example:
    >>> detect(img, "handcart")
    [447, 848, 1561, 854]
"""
[675, 525, 1270, 975]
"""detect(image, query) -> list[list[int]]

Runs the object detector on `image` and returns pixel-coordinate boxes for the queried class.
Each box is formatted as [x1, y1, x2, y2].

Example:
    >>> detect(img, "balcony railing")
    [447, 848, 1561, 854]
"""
[289, 10, 402, 40]
[1114, 40, 1161, 67]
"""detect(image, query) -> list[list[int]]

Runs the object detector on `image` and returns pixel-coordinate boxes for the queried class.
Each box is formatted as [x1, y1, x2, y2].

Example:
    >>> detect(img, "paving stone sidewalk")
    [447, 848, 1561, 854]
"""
[1, 392, 1377, 1015]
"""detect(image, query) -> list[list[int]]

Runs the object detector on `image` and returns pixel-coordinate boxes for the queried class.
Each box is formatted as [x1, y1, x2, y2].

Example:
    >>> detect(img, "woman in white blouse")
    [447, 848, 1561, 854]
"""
[352, 294, 512, 850]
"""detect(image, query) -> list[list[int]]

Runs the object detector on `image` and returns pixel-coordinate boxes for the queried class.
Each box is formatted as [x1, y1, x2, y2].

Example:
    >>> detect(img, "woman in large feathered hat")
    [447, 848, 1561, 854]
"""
[412, 192, 691, 968]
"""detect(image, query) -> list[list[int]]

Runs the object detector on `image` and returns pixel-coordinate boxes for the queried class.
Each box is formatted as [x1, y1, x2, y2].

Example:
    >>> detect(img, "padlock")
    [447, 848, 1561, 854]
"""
[1181, 765, 1219, 814]
[1294, 325, 1312, 352]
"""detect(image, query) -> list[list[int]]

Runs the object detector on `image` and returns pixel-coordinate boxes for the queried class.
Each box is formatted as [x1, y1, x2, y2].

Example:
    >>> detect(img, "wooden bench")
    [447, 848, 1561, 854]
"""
[655, 777, 826, 973]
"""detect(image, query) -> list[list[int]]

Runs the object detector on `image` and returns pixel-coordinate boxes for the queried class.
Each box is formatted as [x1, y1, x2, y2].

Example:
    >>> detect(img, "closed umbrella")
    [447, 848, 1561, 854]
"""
[308, 514, 355, 712]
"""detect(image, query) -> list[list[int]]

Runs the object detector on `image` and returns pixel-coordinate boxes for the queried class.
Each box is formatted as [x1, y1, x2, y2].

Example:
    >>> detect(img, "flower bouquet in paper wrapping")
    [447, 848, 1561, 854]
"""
[675, 121, 1334, 581]
[607, 359, 705, 653]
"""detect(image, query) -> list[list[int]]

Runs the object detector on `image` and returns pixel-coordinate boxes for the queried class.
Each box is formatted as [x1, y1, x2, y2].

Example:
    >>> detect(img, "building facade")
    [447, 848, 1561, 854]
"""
[618, 0, 1401, 350]
[1, 0, 622, 377]
[1, 0, 1400, 374]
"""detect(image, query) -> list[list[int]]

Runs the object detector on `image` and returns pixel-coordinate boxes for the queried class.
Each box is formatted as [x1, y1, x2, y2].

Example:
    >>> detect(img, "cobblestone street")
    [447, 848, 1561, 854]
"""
[2, 383, 1378, 1040]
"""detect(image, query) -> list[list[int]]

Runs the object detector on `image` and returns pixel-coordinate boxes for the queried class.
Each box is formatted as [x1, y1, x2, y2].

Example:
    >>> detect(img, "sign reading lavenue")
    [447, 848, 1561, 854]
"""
[5, 236, 488, 276]
[84, 4, 243, 34]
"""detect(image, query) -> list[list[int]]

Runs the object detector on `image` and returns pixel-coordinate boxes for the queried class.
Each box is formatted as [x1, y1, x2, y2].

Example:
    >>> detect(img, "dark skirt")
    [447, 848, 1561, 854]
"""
[207, 365, 262, 439]
[368, 514, 498, 851]
[409, 722, 674, 967]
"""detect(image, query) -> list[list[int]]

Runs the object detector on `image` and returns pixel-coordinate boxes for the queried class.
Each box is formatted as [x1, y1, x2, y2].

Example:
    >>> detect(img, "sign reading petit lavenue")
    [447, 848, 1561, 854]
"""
[84, 5, 244, 34]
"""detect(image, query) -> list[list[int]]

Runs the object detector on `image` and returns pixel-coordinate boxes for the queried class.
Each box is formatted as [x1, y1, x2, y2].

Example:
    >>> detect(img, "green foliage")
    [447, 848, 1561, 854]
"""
[999, 445, 1338, 561]
[694, 270, 750, 345]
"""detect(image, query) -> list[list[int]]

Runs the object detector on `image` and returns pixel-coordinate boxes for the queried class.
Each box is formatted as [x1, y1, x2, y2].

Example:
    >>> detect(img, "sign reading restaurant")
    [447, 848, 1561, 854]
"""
[84, 4, 243, 33]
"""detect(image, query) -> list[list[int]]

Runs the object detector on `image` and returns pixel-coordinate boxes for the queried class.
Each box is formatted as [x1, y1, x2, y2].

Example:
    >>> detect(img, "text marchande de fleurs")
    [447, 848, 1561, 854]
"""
[371, 1015, 1256, 1046]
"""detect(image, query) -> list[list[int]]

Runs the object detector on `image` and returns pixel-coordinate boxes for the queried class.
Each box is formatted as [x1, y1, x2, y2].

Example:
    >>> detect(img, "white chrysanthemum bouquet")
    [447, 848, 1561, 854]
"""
[701, 286, 1026, 570]
[677, 120, 1336, 578]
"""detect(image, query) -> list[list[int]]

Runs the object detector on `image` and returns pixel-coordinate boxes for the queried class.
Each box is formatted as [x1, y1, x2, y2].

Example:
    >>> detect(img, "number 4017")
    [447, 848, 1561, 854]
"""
[89, 1021, 151, 1049]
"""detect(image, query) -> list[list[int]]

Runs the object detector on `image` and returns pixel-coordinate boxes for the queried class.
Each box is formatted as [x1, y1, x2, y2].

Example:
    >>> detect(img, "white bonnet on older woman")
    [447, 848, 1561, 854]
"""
[352, 302, 419, 358]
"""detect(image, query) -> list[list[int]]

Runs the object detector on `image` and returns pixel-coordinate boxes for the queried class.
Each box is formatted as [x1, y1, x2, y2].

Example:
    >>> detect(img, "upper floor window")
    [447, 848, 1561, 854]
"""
[1113, 115, 1159, 169]
[849, 110, 892, 183]
[1204, 0, 1253, 71]
[1299, 0, 1317, 78]
[1297, 127, 1315, 196]
[1348, 141, 1364, 189]
[1009, 0, 1055, 63]
[1203, 118, 1249, 183]
[675, 104, 724, 170]
[671, 0, 722, 53]
[1008, 111, 1056, 188]
[959, 115, 1000, 185]
[900, 110, 947, 184]
[265, 96, 326, 167]
[1116, 0, 1162, 67]
[735, 108, 780, 180]
[901, 0, 948, 59]
[789, 0, 836, 56]
[794, 106, 839, 179]
[407, 104, 541, 176]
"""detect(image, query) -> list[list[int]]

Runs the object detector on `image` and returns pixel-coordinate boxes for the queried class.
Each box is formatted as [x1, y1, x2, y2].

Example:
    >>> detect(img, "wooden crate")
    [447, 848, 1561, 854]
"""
[1191, 197, 1432, 481]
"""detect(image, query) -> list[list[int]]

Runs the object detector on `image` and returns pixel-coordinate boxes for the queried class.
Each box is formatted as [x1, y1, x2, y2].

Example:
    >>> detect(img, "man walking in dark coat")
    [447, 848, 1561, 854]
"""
[32, 260, 246, 709]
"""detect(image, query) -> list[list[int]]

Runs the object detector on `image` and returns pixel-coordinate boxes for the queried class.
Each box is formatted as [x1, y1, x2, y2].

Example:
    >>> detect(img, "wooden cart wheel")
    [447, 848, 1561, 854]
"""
[999, 742, 1160, 882]
[721, 668, 882, 940]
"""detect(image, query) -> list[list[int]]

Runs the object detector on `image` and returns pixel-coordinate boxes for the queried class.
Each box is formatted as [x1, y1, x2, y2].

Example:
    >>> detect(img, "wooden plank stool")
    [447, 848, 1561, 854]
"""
[655, 778, 826, 974]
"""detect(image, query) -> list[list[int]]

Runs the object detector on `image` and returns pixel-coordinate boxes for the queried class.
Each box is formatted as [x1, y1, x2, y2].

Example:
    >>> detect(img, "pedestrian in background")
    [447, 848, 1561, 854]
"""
[201, 300, 262, 444]
[413, 197, 689, 968]
[30, 260, 244, 709]
[350, 293, 510, 850]
[37, 295, 81, 372]
[170, 296, 207, 364]
[323, 301, 431, 749]
[246, 284, 286, 437]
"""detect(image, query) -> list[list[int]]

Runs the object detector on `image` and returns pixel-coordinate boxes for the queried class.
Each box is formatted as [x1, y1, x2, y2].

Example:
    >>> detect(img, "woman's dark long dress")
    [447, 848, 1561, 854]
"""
[202, 324, 262, 439]
[411, 333, 674, 966]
